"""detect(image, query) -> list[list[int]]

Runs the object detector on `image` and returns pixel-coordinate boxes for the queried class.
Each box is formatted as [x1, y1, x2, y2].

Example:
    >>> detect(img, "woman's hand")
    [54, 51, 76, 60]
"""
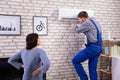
[32, 68, 42, 76]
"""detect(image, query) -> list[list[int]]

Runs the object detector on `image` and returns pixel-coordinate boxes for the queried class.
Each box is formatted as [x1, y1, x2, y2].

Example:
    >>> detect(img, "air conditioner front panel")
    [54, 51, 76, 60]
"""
[58, 8, 94, 21]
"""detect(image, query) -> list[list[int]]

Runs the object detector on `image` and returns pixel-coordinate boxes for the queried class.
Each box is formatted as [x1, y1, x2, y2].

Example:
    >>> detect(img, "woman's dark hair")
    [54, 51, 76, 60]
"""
[26, 33, 38, 50]
[77, 11, 88, 18]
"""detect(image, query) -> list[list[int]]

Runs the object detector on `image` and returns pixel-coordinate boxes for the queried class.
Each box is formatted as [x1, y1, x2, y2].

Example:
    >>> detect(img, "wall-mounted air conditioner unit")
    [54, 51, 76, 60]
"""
[58, 8, 94, 21]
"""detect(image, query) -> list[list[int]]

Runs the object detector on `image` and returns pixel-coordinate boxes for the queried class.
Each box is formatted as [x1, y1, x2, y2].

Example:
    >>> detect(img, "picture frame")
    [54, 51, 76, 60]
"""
[33, 16, 48, 35]
[0, 14, 21, 35]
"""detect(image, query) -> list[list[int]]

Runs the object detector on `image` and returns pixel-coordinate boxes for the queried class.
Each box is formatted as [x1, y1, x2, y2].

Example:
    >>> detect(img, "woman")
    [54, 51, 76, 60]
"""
[8, 33, 50, 80]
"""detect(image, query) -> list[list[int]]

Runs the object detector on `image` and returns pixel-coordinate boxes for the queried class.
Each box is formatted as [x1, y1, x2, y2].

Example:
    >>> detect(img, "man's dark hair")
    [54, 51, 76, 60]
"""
[77, 11, 88, 18]
[26, 33, 38, 50]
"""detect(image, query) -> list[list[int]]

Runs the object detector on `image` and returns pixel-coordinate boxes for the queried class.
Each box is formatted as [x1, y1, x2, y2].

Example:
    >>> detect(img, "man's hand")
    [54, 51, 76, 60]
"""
[70, 23, 77, 28]
[21, 64, 24, 68]
[32, 68, 42, 76]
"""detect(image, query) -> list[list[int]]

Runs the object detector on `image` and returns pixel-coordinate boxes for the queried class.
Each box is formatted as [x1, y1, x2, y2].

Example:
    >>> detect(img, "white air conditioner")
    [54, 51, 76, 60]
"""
[58, 8, 94, 21]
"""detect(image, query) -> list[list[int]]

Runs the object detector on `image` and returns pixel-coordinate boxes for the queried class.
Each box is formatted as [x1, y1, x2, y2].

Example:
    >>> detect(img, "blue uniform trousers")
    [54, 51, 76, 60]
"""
[72, 45, 102, 80]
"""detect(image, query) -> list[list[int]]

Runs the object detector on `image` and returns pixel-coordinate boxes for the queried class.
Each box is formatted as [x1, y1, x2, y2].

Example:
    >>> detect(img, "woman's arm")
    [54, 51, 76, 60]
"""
[32, 49, 50, 76]
[8, 50, 23, 70]
[39, 49, 50, 73]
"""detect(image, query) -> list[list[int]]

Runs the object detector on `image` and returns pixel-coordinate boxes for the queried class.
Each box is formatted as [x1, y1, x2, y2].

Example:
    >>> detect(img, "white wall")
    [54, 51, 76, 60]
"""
[0, 0, 120, 80]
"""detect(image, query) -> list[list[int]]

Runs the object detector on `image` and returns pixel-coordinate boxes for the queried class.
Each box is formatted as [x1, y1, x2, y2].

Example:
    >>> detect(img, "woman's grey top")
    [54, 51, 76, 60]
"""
[8, 48, 50, 80]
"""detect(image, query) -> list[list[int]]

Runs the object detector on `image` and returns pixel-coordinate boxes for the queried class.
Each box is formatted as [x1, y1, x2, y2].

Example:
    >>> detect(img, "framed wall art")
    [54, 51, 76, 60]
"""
[0, 14, 21, 35]
[33, 16, 47, 35]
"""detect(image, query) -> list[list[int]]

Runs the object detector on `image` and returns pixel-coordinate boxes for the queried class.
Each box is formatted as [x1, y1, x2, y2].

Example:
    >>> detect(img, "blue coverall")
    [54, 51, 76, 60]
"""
[72, 18, 102, 80]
